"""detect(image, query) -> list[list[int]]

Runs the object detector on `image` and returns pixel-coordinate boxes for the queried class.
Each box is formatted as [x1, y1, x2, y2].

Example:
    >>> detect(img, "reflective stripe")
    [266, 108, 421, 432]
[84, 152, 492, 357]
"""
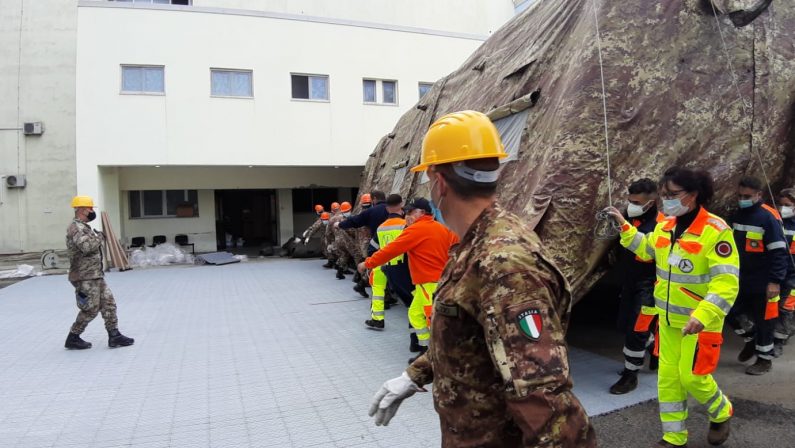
[659, 401, 687, 413]
[705, 293, 733, 314]
[707, 218, 729, 231]
[767, 241, 787, 250]
[758, 353, 775, 360]
[415, 328, 430, 335]
[656, 298, 694, 316]
[628, 232, 644, 252]
[418, 339, 429, 347]
[623, 347, 646, 358]
[378, 225, 404, 232]
[625, 361, 641, 371]
[710, 397, 728, 419]
[372, 311, 385, 317]
[663, 270, 711, 284]
[784, 230, 795, 236]
[706, 390, 722, 410]
[645, 244, 655, 258]
[733, 223, 765, 233]
[756, 343, 774, 352]
[709, 265, 739, 277]
[661, 421, 686, 433]
[369, 239, 380, 249]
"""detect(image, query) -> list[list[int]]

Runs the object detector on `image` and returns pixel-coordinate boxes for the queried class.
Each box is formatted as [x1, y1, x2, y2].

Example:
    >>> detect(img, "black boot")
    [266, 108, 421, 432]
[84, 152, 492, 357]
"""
[409, 332, 422, 353]
[336, 268, 345, 280]
[408, 346, 428, 364]
[108, 329, 134, 348]
[364, 319, 384, 330]
[745, 358, 771, 375]
[737, 340, 755, 362]
[65, 332, 92, 350]
[707, 417, 731, 445]
[609, 369, 638, 395]
[353, 272, 361, 283]
[353, 282, 369, 298]
[322, 260, 334, 269]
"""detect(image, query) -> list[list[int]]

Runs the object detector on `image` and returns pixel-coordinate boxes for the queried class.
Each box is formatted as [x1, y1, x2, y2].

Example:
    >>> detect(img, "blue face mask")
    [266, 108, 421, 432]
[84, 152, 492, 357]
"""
[662, 198, 689, 217]
[738, 199, 755, 209]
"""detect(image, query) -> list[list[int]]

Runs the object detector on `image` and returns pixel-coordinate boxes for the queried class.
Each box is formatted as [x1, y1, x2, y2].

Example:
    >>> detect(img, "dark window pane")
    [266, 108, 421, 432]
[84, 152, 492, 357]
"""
[129, 191, 141, 218]
[188, 190, 199, 215]
[143, 190, 163, 216]
[166, 190, 184, 215]
[291, 75, 309, 99]
[171, 0, 190, 4]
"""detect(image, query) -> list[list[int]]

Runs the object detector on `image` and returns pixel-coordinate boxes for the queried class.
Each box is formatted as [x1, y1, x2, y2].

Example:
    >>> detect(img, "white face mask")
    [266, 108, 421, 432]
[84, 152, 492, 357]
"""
[662, 198, 690, 217]
[781, 206, 795, 219]
[626, 201, 651, 218]
[342, 212, 351, 218]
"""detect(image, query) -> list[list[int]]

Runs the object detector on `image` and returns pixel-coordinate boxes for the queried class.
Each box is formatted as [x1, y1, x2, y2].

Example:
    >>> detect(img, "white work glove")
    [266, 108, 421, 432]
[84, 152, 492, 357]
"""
[368, 372, 424, 426]
[293, 237, 302, 244]
[302, 230, 309, 239]
[303, 238, 309, 245]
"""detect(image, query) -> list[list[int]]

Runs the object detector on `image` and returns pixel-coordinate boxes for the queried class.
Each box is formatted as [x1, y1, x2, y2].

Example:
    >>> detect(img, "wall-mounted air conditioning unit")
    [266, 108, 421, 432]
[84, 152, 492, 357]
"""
[5, 175, 26, 188]
[23, 122, 43, 135]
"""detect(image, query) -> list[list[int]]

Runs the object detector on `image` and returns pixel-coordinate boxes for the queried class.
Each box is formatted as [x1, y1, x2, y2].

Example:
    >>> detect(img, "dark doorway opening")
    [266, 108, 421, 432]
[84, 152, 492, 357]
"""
[215, 189, 278, 250]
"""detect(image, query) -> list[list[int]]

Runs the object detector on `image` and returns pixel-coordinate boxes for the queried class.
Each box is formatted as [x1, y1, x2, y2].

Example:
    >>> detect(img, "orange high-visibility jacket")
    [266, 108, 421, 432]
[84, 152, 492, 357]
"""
[365, 215, 458, 284]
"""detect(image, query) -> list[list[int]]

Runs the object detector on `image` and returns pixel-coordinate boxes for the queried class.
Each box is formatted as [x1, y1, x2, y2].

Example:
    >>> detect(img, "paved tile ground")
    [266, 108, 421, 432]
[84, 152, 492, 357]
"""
[0, 259, 654, 448]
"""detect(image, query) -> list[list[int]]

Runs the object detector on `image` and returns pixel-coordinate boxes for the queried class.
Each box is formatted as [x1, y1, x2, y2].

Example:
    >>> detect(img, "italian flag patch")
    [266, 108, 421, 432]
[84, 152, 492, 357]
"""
[517, 309, 543, 341]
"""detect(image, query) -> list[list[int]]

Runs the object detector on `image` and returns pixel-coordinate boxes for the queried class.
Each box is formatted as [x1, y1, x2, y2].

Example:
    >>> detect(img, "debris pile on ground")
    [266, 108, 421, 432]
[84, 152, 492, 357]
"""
[0, 264, 39, 279]
[357, 0, 795, 300]
[129, 243, 194, 267]
[196, 252, 240, 266]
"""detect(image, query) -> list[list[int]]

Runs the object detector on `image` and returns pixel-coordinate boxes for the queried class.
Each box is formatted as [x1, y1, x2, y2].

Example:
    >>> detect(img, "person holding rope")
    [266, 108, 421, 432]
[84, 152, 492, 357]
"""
[774, 187, 795, 356]
[606, 167, 737, 447]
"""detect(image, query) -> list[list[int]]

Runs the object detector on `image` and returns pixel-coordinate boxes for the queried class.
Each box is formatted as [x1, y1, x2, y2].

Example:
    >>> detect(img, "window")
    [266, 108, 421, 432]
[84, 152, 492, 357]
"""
[113, 0, 192, 5]
[363, 79, 398, 105]
[418, 82, 433, 99]
[121, 65, 164, 94]
[211, 69, 253, 97]
[129, 190, 199, 218]
[291, 74, 329, 101]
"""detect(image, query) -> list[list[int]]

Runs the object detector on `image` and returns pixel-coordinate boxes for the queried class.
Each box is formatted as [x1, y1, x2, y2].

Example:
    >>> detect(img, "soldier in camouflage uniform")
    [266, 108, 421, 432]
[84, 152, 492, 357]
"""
[301, 205, 329, 259]
[330, 202, 358, 279]
[65, 196, 134, 350]
[368, 111, 595, 446]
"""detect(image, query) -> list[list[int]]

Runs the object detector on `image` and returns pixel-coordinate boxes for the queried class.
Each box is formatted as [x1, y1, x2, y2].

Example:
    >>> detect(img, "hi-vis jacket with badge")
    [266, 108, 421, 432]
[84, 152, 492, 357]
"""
[619, 207, 740, 331]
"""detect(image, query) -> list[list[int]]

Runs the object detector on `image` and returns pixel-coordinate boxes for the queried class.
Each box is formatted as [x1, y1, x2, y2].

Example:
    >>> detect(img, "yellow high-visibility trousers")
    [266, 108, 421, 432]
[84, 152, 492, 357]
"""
[658, 324, 732, 446]
[408, 282, 437, 347]
[370, 266, 387, 321]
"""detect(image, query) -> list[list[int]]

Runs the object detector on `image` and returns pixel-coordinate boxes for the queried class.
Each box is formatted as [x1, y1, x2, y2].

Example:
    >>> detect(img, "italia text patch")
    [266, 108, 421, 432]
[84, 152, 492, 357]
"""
[517, 309, 543, 341]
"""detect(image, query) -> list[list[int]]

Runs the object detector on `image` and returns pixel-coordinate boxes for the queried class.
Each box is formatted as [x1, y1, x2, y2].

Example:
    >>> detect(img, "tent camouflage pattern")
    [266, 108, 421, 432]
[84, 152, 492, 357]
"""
[356, 0, 795, 300]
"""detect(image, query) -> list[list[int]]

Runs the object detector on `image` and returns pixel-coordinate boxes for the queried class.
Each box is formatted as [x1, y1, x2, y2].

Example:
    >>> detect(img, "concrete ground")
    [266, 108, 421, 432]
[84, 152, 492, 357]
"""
[0, 257, 793, 447]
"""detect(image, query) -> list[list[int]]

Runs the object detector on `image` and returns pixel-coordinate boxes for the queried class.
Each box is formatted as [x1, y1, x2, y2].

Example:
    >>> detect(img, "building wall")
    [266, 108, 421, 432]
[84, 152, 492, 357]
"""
[0, 0, 78, 253]
[190, 0, 515, 36]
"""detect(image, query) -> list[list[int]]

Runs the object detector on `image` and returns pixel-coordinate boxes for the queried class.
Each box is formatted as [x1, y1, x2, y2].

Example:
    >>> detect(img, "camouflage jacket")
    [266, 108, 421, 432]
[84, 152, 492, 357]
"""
[325, 213, 344, 246]
[406, 203, 595, 447]
[304, 217, 326, 241]
[66, 219, 104, 282]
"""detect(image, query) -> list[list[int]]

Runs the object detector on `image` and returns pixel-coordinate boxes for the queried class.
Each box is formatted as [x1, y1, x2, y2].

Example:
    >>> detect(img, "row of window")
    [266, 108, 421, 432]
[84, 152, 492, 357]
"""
[120, 65, 435, 104]
[129, 190, 199, 219]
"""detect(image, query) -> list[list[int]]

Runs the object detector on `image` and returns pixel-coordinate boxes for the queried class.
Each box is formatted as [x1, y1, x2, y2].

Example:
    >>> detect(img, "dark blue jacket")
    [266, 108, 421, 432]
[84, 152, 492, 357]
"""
[339, 203, 389, 255]
[783, 216, 795, 285]
[730, 202, 789, 288]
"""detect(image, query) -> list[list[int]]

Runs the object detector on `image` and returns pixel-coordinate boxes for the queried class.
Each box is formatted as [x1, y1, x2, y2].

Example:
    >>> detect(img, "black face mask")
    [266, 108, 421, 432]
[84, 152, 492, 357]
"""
[86, 211, 97, 222]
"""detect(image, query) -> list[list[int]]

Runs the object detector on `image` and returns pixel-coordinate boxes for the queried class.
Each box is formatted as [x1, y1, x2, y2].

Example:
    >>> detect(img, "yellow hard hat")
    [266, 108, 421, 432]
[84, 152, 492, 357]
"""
[411, 110, 507, 173]
[71, 195, 95, 208]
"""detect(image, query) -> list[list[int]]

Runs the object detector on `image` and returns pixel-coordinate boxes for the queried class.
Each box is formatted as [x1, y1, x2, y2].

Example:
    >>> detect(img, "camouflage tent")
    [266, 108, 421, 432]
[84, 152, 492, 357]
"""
[358, 0, 795, 300]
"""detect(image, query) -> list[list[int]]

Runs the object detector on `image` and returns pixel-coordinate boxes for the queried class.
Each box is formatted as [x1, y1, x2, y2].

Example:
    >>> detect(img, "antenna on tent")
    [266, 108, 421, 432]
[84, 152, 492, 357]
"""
[591, 0, 620, 240]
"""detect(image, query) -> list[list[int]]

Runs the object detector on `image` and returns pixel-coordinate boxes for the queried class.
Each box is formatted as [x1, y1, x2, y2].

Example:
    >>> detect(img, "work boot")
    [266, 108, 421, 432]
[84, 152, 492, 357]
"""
[609, 369, 638, 395]
[352, 271, 361, 283]
[364, 319, 384, 331]
[745, 358, 771, 375]
[649, 354, 659, 371]
[408, 346, 428, 364]
[737, 340, 755, 362]
[108, 329, 134, 348]
[353, 283, 369, 298]
[343, 268, 354, 275]
[409, 333, 421, 352]
[773, 340, 784, 358]
[65, 332, 92, 350]
[336, 268, 345, 280]
[322, 260, 334, 269]
[707, 418, 731, 445]
[654, 440, 686, 448]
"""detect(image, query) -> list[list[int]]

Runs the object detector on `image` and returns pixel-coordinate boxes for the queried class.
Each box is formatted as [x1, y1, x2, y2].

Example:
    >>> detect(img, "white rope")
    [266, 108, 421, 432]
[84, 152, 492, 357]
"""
[708, 3, 795, 270]
[591, 0, 619, 239]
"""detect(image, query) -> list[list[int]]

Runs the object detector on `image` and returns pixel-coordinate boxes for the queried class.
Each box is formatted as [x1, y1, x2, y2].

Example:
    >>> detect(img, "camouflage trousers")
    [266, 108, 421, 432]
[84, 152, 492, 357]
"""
[333, 230, 361, 267]
[69, 279, 118, 334]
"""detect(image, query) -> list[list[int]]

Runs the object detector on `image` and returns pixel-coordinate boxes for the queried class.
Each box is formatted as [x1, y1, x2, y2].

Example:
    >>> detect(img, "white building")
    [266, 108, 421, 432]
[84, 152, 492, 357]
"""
[2, 0, 518, 254]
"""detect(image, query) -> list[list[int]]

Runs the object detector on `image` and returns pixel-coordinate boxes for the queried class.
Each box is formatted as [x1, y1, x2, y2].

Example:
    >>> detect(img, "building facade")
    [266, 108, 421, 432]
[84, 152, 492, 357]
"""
[2, 0, 517, 254]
